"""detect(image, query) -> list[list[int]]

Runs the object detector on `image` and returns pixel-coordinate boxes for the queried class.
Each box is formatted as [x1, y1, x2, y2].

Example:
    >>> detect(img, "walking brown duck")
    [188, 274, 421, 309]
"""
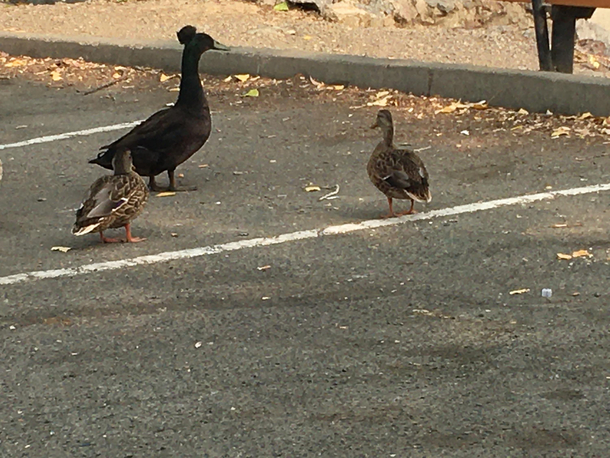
[367, 109, 431, 218]
[73, 148, 149, 243]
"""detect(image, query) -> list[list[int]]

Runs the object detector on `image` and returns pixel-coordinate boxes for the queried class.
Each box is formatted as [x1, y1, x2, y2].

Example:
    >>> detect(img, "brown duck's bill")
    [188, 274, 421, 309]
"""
[370, 121, 379, 129]
[212, 41, 230, 51]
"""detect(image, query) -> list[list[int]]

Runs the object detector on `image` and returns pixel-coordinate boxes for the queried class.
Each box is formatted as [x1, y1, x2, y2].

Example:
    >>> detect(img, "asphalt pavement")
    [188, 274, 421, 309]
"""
[1, 76, 610, 457]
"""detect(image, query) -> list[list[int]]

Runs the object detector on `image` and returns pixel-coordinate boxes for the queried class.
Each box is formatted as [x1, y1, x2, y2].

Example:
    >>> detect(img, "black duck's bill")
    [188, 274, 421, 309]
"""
[212, 41, 230, 51]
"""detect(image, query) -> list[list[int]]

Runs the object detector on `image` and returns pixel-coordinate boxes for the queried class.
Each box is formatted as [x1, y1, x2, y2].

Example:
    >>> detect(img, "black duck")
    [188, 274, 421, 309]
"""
[73, 148, 149, 243]
[89, 25, 229, 191]
[368, 109, 431, 218]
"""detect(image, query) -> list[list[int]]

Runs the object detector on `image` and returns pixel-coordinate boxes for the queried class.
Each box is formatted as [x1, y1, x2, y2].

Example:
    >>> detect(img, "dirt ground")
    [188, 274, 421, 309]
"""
[2, 0, 610, 78]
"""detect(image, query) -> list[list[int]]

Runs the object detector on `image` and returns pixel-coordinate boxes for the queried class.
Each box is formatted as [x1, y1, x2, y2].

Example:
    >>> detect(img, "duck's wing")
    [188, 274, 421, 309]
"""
[102, 107, 187, 151]
[73, 176, 139, 234]
[92, 107, 198, 173]
[390, 149, 431, 201]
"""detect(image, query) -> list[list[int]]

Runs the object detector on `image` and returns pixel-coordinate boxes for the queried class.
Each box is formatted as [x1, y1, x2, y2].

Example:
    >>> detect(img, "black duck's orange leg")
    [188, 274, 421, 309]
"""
[100, 231, 122, 244]
[124, 223, 146, 243]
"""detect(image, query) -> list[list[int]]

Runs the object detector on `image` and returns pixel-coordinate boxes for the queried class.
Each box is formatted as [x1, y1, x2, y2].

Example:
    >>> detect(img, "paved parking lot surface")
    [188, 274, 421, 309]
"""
[1, 77, 610, 456]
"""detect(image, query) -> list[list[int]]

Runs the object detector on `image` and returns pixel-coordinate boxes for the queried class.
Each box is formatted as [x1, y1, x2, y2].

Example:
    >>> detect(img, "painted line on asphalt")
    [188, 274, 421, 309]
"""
[2, 182, 609, 287]
[0, 121, 141, 151]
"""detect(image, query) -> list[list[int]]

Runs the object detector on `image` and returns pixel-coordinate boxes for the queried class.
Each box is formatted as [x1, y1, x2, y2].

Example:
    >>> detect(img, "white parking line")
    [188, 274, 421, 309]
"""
[0, 121, 141, 151]
[2, 182, 609, 287]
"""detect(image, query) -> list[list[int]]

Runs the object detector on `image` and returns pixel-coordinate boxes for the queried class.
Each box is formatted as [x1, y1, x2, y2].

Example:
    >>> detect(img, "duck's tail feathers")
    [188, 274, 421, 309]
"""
[72, 222, 100, 236]
[407, 190, 432, 204]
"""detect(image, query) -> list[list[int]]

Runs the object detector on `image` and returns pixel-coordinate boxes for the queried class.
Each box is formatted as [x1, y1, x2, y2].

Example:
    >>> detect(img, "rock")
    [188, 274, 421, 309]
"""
[267, 0, 530, 28]
[391, 0, 418, 23]
[289, 0, 332, 10]
[577, 9, 610, 48]
[436, 0, 455, 14]
[414, 0, 434, 23]
[322, 2, 382, 27]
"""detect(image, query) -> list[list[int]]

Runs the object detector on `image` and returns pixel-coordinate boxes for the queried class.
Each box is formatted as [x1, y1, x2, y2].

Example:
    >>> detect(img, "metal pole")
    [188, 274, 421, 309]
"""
[532, 0, 552, 71]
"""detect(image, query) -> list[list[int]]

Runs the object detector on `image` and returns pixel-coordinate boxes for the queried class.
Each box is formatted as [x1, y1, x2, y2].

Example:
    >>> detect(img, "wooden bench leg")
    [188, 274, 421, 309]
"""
[550, 5, 596, 73]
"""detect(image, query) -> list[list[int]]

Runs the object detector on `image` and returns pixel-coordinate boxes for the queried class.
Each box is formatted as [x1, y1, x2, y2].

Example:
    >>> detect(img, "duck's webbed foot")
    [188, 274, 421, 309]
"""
[100, 232, 123, 243]
[167, 170, 197, 192]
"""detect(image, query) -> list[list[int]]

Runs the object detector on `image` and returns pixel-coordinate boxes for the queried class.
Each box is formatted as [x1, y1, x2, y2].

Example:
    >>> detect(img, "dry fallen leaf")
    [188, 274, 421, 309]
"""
[223, 75, 232, 82]
[332, 85, 345, 91]
[234, 74, 250, 82]
[304, 185, 321, 192]
[156, 191, 176, 197]
[589, 54, 601, 70]
[5, 58, 28, 68]
[471, 100, 488, 110]
[159, 73, 173, 82]
[367, 95, 392, 107]
[551, 223, 568, 228]
[435, 101, 470, 114]
[50, 70, 62, 81]
[578, 112, 594, 120]
[572, 249, 592, 258]
[244, 88, 259, 97]
[557, 253, 573, 260]
[198, 164, 209, 168]
[551, 126, 571, 138]
[257, 265, 271, 271]
[517, 108, 529, 115]
[309, 76, 324, 89]
[51, 246, 71, 253]
[509, 288, 530, 295]
[273, 1, 289, 11]
[171, 232, 179, 237]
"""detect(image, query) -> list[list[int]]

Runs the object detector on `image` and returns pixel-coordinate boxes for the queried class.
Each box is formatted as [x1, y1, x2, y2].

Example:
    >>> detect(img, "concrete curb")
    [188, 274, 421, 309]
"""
[2, 32, 610, 116]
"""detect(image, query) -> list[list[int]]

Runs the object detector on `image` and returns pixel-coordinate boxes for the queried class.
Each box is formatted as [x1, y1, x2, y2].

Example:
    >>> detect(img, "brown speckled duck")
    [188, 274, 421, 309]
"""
[73, 149, 149, 243]
[368, 109, 431, 218]
[89, 25, 229, 191]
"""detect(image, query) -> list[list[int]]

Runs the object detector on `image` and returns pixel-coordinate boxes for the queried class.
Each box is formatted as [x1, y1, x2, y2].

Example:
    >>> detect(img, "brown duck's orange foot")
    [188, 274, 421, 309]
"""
[124, 224, 146, 243]
[381, 197, 401, 218]
[397, 209, 418, 216]
[100, 233, 123, 243]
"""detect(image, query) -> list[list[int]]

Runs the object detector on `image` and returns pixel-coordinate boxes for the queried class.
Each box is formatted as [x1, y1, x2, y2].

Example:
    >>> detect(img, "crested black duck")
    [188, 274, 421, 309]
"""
[89, 25, 229, 191]
[368, 109, 431, 218]
[73, 148, 149, 243]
